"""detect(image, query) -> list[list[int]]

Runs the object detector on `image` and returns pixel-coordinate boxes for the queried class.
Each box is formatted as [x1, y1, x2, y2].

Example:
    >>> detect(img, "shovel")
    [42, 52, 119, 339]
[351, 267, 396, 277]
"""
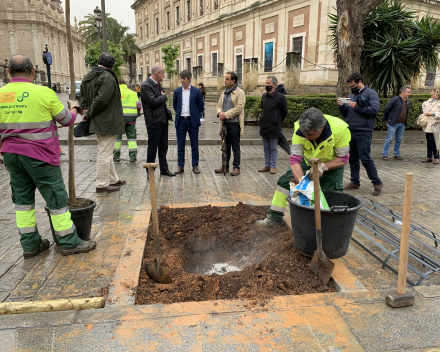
[309, 158, 335, 286]
[142, 163, 172, 284]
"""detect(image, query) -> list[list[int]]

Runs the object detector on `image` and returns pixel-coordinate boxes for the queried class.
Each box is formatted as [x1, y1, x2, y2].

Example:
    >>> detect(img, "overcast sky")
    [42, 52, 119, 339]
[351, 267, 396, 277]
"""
[68, 0, 136, 32]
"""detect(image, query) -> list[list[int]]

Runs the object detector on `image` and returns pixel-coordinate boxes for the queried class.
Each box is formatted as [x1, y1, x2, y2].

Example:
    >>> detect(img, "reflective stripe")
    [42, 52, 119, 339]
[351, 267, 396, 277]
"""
[270, 204, 287, 213]
[114, 141, 122, 150]
[49, 206, 69, 216]
[116, 139, 122, 142]
[56, 112, 73, 125]
[123, 113, 138, 117]
[290, 144, 303, 156]
[53, 107, 68, 121]
[18, 226, 37, 234]
[128, 141, 137, 148]
[1, 131, 57, 140]
[335, 146, 350, 157]
[54, 224, 75, 237]
[0, 121, 53, 129]
[122, 106, 138, 110]
[15, 204, 35, 211]
[16, 209, 36, 228]
[271, 189, 289, 212]
[129, 149, 137, 152]
[127, 139, 137, 142]
[276, 185, 290, 196]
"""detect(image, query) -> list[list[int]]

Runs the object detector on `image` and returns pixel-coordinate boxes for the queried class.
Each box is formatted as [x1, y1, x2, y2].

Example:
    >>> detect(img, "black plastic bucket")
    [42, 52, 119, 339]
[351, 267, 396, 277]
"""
[287, 190, 361, 259]
[45, 198, 96, 245]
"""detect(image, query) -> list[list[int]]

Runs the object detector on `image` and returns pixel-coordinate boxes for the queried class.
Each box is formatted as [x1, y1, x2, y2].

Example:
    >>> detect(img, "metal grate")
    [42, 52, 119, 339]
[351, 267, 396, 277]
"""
[353, 197, 440, 286]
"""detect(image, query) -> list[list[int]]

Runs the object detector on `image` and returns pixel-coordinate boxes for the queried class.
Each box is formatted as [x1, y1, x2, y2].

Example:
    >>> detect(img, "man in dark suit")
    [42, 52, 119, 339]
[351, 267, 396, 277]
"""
[140, 65, 175, 177]
[172, 70, 204, 174]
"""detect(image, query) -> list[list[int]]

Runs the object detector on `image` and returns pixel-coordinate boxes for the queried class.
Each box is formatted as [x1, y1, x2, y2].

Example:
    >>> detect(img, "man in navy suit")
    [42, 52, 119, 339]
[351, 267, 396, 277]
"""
[173, 70, 204, 174]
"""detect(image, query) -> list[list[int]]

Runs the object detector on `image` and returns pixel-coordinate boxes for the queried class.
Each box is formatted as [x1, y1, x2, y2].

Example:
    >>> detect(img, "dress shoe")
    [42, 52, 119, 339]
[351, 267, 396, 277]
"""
[230, 168, 240, 176]
[193, 166, 200, 174]
[23, 239, 50, 259]
[344, 181, 360, 190]
[383, 156, 390, 161]
[372, 183, 383, 196]
[215, 166, 229, 173]
[434, 159, 439, 164]
[61, 240, 97, 256]
[270, 168, 276, 174]
[96, 185, 120, 193]
[258, 166, 270, 172]
[110, 179, 126, 186]
[421, 158, 433, 163]
[160, 170, 176, 177]
[175, 167, 184, 174]
[394, 155, 404, 160]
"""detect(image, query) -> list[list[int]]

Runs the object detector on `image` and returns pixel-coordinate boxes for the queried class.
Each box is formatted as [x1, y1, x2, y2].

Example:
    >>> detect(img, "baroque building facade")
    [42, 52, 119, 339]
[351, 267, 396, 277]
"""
[0, 0, 87, 89]
[132, 0, 440, 90]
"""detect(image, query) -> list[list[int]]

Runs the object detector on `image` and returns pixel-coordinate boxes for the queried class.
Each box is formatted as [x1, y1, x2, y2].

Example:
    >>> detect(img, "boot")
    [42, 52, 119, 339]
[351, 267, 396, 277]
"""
[61, 240, 97, 256]
[175, 166, 184, 174]
[256, 217, 283, 227]
[230, 168, 240, 176]
[23, 239, 50, 259]
[344, 181, 360, 190]
[372, 183, 383, 196]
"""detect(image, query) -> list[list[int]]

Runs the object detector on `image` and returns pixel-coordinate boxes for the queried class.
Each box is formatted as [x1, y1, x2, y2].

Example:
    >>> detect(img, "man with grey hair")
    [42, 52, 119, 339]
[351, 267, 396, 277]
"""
[258, 76, 287, 174]
[381, 86, 411, 160]
[257, 107, 351, 226]
[79, 52, 126, 193]
[141, 65, 175, 177]
[0, 54, 96, 256]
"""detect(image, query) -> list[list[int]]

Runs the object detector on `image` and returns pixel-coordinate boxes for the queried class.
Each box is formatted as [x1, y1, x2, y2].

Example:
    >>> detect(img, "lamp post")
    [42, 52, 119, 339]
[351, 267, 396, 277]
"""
[93, 2, 107, 53]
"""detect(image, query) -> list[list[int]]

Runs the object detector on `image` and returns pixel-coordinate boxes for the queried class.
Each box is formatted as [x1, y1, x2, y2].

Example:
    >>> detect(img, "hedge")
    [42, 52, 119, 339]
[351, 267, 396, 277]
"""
[244, 95, 429, 131]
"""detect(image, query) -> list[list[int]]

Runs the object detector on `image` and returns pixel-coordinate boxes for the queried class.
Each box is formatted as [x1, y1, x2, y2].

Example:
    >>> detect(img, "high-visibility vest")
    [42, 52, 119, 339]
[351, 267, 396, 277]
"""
[119, 84, 139, 123]
[291, 114, 351, 165]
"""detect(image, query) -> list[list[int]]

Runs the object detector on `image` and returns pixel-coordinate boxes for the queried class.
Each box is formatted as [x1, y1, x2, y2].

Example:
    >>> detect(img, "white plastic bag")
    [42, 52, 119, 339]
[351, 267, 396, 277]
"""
[290, 173, 329, 209]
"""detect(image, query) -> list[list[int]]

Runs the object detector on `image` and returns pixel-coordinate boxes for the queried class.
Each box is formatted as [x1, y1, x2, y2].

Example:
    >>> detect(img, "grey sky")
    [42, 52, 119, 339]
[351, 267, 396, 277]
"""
[68, 0, 136, 32]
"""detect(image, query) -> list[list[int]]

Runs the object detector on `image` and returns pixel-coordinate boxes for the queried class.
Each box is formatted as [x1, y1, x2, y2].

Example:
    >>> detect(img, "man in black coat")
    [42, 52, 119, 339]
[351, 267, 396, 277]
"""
[381, 86, 411, 160]
[258, 76, 288, 174]
[141, 65, 175, 177]
[276, 81, 287, 95]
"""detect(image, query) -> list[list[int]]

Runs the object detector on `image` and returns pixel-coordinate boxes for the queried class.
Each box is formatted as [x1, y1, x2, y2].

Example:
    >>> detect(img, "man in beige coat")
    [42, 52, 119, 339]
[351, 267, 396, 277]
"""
[215, 72, 246, 176]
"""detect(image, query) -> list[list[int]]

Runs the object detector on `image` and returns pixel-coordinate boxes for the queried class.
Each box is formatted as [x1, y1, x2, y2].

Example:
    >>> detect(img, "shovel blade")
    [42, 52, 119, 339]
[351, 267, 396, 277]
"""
[144, 260, 172, 284]
[310, 250, 335, 286]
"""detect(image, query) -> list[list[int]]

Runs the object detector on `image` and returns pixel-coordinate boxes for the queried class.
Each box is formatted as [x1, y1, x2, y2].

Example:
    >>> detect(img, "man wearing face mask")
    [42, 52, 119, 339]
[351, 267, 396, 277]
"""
[258, 76, 287, 174]
[338, 72, 383, 196]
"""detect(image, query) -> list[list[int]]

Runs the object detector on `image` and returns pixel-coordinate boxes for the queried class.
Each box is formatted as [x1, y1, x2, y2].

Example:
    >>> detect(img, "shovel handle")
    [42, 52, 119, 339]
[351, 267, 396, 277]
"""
[146, 163, 162, 268]
[311, 159, 324, 257]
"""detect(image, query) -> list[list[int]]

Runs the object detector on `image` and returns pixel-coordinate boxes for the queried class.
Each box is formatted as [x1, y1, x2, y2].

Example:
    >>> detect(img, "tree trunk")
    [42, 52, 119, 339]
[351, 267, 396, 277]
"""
[336, 0, 384, 97]
[65, 0, 77, 206]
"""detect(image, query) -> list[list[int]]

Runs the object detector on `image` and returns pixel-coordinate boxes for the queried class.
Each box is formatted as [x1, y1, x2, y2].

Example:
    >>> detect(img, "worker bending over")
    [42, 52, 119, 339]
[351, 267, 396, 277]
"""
[257, 107, 351, 226]
[0, 54, 96, 257]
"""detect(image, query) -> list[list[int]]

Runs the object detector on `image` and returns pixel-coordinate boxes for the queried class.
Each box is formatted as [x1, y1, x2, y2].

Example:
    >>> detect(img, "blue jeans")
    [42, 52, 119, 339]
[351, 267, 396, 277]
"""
[262, 136, 278, 168]
[382, 123, 405, 157]
[176, 118, 199, 167]
[349, 131, 381, 186]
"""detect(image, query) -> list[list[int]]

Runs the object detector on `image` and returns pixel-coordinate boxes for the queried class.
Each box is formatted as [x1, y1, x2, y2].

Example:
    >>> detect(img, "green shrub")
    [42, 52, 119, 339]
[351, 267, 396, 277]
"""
[245, 95, 426, 130]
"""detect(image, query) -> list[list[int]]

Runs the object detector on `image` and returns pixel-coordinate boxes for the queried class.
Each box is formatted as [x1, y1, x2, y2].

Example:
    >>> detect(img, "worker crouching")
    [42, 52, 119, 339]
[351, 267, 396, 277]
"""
[0, 54, 96, 258]
[257, 107, 351, 226]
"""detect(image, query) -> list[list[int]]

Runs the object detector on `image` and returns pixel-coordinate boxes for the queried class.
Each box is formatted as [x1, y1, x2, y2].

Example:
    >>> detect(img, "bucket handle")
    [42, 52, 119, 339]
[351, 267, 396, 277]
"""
[329, 205, 349, 213]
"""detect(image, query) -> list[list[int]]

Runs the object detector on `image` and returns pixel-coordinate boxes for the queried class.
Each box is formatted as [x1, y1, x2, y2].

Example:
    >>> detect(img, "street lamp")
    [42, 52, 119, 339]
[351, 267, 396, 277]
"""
[94, 6, 102, 34]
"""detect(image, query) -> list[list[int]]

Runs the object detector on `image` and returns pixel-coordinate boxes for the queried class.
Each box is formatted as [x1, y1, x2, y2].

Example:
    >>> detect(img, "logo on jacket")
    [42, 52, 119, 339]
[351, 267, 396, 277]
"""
[17, 92, 29, 102]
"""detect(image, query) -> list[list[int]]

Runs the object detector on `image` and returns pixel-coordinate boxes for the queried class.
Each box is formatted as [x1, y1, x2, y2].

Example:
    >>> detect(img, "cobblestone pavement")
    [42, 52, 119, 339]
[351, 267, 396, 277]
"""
[0, 140, 439, 303]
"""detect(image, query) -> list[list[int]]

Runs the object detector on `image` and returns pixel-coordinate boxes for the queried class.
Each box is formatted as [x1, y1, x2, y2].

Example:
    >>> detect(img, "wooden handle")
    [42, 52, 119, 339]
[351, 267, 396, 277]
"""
[147, 167, 162, 267]
[397, 173, 413, 295]
[144, 163, 158, 169]
[312, 160, 321, 231]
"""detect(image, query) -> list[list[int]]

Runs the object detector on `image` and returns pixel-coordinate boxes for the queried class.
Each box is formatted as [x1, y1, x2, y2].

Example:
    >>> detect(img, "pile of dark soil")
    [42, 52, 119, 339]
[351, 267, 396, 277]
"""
[135, 203, 335, 305]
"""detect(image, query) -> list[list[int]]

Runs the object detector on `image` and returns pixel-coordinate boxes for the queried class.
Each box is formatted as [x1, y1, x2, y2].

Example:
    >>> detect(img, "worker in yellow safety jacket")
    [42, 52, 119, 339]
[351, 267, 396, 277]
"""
[257, 107, 351, 226]
[0, 54, 97, 257]
[113, 78, 141, 162]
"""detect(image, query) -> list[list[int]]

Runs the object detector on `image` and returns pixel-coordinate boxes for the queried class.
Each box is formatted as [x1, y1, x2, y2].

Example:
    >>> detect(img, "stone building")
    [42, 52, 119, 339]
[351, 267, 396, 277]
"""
[0, 0, 87, 89]
[132, 0, 440, 91]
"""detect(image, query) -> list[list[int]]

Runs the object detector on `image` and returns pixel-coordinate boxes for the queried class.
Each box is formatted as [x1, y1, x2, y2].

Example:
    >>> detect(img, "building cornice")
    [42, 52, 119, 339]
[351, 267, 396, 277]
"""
[132, 0, 151, 11]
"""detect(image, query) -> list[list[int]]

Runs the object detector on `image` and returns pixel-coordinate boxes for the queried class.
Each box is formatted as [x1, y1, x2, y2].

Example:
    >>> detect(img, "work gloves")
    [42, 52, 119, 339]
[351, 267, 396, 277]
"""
[67, 100, 83, 116]
[308, 159, 328, 179]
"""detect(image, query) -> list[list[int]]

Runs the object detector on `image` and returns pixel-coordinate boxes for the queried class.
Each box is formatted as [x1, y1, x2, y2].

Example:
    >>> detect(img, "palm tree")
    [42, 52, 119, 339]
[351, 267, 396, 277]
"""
[107, 18, 129, 45]
[121, 33, 141, 84]
[78, 14, 102, 46]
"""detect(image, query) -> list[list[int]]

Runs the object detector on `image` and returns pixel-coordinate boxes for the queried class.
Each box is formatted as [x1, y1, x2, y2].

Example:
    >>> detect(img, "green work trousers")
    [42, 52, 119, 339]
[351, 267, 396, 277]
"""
[113, 124, 137, 160]
[3, 153, 82, 251]
[269, 160, 345, 222]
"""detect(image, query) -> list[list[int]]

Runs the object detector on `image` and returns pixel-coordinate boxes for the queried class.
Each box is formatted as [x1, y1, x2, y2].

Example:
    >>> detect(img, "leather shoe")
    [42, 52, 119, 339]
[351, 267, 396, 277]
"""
[383, 156, 390, 161]
[344, 181, 360, 190]
[394, 155, 404, 160]
[372, 183, 383, 196]
[110, 180, 126, 186]
[23, 239, 50, 259]
[270, 168, 276, 174]
[160, 170, 176, 177]
[258, 166, 270, 172]
[215, 166, 229, 173]
[421, 158, 433, 163]
[96, 185, 120, 193]
[175, 167, 184, 174]
[193, 166, 200, 174]
[230, 168, 240, 176]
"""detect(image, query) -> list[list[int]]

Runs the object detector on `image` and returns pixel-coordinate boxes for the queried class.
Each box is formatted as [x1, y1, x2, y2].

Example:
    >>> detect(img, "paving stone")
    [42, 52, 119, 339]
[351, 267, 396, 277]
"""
[0, 310, 77, 330]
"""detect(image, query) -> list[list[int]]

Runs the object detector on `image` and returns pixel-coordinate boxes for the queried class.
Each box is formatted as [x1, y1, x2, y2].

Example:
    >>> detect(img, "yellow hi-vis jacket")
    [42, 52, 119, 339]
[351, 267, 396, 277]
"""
[290, 114, 351, 165]
[119, 84, 140, 124]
